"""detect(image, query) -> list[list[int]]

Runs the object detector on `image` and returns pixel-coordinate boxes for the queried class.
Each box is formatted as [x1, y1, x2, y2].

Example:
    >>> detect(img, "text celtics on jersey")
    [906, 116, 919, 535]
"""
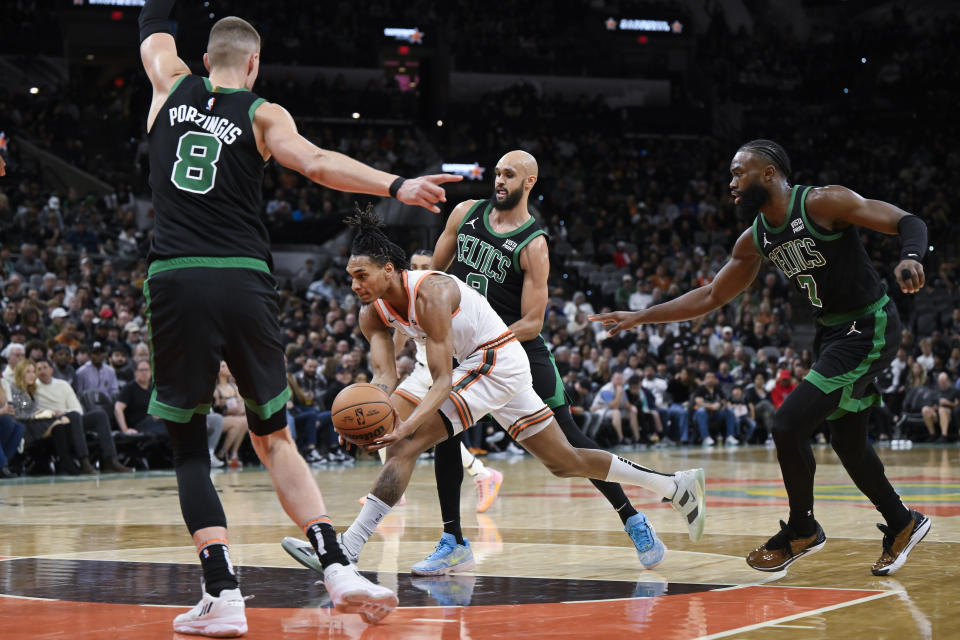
[457, 233, 511, 284]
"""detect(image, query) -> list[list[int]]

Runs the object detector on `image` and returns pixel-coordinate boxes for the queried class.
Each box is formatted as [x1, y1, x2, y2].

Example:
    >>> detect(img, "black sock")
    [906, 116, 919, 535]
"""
[443, 519, 464, 545]
[615, 501, 639, 525]
[305, 517, 349, 568]
[787, 514, 817, 537]
[198, 541, 238, 597]
[435, 435, 465, 545]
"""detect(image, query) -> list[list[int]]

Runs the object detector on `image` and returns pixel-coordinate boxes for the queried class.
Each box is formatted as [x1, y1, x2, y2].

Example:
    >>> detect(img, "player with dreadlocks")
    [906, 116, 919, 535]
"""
[282, 205, 706, 576]
[591, 139, 931, 576]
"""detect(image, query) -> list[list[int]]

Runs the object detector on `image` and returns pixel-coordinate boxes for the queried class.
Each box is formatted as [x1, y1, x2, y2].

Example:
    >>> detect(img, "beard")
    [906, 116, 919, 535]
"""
[491, 184, 523, 210]
[736, 182, 771, 218]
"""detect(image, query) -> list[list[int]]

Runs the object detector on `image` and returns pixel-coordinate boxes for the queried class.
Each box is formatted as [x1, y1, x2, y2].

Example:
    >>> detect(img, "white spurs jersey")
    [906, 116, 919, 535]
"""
[373, 270, 512, 363]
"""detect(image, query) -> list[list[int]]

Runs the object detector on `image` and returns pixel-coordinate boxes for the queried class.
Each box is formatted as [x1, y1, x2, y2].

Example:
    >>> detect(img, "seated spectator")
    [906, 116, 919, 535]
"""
[50, 343, 77, 387]
[692, 371, 738, 446]
[213, 362, 248, 467]
[770, 369, 797, 409]
[627, 374, 663, 443]
[0, 383, 25, 478]
[1, 342, 26, 398]
[34, 358, 131, 472]
[665, 367, 694, 443]
[8, 359, 91, 474]
[109, 346, 134, 384]
[114, 359, 166, 436]
[590, 371, 640, 446]
[744, 373, 775, 442]
[566, 376, 603, 439]
[922, 372, 960, 443]
[75, 341, 119, 399]
[727, 386, 757, 443]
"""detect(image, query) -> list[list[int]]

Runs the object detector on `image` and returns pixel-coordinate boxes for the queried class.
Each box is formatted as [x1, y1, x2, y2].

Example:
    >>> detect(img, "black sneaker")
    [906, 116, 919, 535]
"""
[871, 510, 930, 576]
[746, 520, 826, 572]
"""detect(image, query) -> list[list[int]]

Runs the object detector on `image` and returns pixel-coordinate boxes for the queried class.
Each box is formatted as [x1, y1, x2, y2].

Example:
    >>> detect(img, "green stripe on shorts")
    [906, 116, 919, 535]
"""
[542, 349, 567, 409]
[148, 256, 270, 277]
[805, 305, 888, 419]
[148, 388, 212, 423]
[243, 386, 291, 420]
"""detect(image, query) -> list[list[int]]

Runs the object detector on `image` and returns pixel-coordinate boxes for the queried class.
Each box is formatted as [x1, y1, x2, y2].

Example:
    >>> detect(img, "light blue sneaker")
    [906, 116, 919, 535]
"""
[410, 533, 476, 576]
[625, 513, 666, 569]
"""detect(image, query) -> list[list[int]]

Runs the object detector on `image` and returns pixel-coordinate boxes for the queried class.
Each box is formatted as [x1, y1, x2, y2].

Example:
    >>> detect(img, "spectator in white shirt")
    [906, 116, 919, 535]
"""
[35, 358, 131, 473]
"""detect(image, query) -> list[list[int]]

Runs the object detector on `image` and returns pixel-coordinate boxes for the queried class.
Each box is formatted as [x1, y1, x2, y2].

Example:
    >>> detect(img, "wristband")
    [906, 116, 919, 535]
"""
[897, 214, 927, 262]
[389, 177, 406, 199]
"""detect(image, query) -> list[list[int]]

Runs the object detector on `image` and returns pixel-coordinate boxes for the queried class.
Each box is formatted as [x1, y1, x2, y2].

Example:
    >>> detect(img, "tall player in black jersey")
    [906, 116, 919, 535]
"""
[591, 140, 930, 576]
[417, 150, 703, 573]
[138, 1, 460, 634]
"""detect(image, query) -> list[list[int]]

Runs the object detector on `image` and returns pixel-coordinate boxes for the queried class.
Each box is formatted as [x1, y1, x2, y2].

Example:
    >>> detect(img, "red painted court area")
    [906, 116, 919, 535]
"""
[1, 585, 889, 640]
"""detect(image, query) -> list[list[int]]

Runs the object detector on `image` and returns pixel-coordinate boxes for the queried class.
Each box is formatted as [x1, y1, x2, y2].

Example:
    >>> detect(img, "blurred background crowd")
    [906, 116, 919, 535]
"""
[1, 0, 958, 477]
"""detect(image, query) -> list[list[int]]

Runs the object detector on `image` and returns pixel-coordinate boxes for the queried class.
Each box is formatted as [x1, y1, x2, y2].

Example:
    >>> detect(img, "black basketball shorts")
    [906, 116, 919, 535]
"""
[805, 295, 900, 421]
[144, 257, 290, 435]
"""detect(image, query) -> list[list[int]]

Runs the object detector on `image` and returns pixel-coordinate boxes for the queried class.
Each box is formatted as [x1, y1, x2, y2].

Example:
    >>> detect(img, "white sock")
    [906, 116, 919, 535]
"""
[343, 494, 391, 557]
[605, 455, 677, 500]
[461, 442, 488, 478]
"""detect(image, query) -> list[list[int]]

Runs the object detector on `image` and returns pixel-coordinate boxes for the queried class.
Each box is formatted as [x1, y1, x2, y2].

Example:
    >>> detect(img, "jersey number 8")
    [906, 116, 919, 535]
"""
[466, 273, 489, 298]
[171, 131, 223, 194]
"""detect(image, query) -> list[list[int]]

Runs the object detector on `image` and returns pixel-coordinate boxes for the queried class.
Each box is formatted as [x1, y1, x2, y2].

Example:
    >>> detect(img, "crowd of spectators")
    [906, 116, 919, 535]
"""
[2, 6, 960, 477]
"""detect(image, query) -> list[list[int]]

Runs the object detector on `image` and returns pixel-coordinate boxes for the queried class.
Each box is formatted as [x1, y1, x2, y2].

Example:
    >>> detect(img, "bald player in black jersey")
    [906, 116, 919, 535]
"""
[138, 1, 460, 634]
[413, 150, 703, 574]
[591, 139, 930, 577]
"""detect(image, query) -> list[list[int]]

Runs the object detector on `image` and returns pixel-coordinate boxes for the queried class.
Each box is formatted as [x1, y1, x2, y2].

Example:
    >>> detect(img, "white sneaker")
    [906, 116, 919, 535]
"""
[702, 436, 716, 446]
[669, 468, 706, 543]
[506, 443, 525, 456]
[209, 450, 225, 468]
[173, 587, 247, 637]
[724, 435, 740, 446]
[323, 563, 398, 623]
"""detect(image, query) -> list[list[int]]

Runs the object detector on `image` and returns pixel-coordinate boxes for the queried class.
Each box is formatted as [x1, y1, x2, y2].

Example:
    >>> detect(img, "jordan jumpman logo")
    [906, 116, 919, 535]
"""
[847, 321, 861, 336]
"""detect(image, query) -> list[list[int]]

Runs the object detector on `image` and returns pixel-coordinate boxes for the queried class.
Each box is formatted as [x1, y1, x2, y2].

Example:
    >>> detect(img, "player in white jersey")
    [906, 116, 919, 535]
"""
[361, 250, 503, 513]
[281, 207, 706, 576]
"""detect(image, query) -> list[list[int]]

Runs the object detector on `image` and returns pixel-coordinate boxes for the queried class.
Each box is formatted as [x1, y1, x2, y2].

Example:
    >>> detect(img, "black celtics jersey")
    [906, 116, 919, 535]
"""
[147, 75, 271, 266]
[751, 184, 885, 321]
[447, 199, 547, 335]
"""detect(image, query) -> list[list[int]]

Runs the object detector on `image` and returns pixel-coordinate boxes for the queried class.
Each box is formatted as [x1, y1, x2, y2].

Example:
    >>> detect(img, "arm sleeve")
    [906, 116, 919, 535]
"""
[138, 0, 177, 44]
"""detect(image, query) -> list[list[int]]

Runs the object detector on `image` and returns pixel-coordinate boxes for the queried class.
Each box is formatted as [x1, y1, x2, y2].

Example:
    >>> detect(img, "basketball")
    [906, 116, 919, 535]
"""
[331, 383, 396, 446]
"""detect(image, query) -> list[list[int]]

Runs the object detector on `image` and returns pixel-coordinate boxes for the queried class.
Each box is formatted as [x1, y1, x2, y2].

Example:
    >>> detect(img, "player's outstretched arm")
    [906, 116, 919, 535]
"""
[431, 200, 478, 270]
[805, 185, 927, 294]
[138, 0, 190, 130]
[589, 228, 762, 336]
[257, 103, 462, 213]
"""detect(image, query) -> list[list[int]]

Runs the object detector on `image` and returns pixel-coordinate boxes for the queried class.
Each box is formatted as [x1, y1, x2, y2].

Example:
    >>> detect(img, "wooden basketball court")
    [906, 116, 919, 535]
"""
[1, 442, 955, 639]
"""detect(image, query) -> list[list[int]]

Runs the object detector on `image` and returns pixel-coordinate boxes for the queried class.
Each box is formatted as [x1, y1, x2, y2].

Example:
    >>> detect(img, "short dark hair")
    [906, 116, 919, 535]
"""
[738, 139, 792, 180]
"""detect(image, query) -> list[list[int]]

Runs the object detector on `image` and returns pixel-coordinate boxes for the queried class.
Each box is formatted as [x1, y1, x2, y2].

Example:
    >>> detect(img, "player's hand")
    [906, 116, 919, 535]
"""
[0, 154, 6, 177]
[367, 411, 415, 452]
[895, 259, 924, 294]
[396, 174, 464, 213]
[588, 310, 645, 336]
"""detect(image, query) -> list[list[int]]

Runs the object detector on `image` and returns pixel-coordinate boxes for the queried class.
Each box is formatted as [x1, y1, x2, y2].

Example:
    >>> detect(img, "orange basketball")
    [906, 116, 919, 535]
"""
[331, 383, 395, 446]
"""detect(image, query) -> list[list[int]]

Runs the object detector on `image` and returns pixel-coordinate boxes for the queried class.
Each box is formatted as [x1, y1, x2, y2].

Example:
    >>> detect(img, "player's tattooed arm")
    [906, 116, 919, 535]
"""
[358, 304, 398, 394]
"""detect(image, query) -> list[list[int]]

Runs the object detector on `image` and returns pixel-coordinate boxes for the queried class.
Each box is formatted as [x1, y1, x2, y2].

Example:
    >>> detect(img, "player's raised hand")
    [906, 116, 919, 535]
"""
[895, 259, 925, 294]
[396, 173, 464, 213]
[588, 310, 645, 337]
